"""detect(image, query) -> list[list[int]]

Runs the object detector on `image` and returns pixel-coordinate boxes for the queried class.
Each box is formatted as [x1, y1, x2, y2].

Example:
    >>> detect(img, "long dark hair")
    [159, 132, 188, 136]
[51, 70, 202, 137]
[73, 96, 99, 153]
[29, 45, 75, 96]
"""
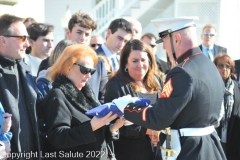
[113, 39, 161, 93]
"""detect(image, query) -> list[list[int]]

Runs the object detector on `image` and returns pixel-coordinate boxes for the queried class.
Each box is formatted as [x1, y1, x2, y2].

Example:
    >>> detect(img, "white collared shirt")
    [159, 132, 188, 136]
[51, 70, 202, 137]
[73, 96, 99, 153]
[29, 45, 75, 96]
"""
[101, 43, 119, 71]
[202, 44, 214, 59]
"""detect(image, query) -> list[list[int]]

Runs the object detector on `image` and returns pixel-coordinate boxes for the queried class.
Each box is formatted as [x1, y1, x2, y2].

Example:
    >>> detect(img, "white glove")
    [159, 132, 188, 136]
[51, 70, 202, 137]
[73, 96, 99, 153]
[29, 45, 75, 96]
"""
[124, 119, 134, 126]
[113, 95, 139, 113]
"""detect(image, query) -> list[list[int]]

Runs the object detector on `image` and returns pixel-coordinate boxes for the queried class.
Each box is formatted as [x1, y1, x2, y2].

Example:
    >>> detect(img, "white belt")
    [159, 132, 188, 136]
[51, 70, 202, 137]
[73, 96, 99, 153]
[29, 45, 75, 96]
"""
[178, 126, 215, 136]
[161, 126, 215, 137]
[160, 126, 215, 160]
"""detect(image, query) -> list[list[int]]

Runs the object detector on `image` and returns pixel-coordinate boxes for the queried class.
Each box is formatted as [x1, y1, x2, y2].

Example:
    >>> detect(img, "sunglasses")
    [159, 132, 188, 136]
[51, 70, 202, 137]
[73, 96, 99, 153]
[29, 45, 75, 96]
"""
[74, 63, 96, 75]
[150, 44, 156, 48]
[203, 33, 215, 37]
[90, 44, 101, 47]
[217, 64, 231, 70]
[3, 35, 29, 43]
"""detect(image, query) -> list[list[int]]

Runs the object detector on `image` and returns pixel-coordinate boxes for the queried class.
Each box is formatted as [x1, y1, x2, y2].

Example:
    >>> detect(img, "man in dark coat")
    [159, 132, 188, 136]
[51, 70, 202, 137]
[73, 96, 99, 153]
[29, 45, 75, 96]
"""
[113, 17, 227, 160]
[0, 14, 41, 159]
[199, 24, 227, 61]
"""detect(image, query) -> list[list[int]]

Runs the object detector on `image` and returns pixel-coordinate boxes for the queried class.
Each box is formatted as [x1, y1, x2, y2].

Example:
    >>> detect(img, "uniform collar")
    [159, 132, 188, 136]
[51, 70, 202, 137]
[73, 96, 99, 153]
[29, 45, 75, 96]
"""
[176, 47, 202, 64]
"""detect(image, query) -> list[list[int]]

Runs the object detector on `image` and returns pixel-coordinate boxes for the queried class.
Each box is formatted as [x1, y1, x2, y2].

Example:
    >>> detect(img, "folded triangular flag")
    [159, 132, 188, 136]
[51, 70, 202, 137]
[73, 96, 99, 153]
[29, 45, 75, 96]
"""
[86, 98, 150, 117]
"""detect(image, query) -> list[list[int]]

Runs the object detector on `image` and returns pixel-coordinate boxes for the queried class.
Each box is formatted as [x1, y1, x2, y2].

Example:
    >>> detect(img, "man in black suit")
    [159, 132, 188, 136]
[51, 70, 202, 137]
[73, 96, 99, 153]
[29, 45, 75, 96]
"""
[141, 32, 168, 73]
[95, 18, 133, 72]
[235, 59, 240, 82]
[199, 24, 227, 61]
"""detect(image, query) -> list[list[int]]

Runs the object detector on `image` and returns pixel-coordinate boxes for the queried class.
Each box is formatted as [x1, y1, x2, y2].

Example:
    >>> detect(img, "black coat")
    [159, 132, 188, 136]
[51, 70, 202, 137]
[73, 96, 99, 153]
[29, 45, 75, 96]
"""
[235, 59, 240, 82]
[216, 80, 240, 160]
[104, 75, 163, 160]
[42, 76, 117, 160]
[37, 57, 49, 76]
[0, 54, 41, 159]
[155, 55, 168, 74]
[124, 48, 227, 160]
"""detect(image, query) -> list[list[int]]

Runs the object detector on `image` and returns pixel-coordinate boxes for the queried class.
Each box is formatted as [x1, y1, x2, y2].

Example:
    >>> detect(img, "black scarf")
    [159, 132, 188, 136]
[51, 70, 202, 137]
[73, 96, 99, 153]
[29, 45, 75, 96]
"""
[222, 77, 234, 129]
[52, 76, 101, 113]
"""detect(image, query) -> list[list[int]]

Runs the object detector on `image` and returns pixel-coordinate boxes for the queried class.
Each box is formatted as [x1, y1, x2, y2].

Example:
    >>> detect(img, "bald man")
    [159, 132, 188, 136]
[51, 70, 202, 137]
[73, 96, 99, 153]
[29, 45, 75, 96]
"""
[128, 19, 142, 40]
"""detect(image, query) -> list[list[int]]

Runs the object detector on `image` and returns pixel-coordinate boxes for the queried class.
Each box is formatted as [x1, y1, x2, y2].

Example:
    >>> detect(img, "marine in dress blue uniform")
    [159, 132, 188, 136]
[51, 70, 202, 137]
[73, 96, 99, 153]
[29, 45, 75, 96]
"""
[120, 17, 227, 160]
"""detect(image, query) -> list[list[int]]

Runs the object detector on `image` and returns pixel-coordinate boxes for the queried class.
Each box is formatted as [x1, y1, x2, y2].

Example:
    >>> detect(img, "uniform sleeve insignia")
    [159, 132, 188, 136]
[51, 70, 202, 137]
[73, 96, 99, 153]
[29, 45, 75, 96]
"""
[142, 107, 149, 121]
[160, 78, 173, 98]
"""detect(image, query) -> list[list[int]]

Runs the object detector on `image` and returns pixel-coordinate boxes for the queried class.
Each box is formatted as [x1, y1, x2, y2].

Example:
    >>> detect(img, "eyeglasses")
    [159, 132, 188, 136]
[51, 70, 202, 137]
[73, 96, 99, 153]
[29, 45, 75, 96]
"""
[203, 33, 215, 37]
[3, 35, 29, 43]
[90, 44, 101, 47]
[217, 64, 231, 70]
[74, 63, 96, 75]
[150, 44, 156, 48]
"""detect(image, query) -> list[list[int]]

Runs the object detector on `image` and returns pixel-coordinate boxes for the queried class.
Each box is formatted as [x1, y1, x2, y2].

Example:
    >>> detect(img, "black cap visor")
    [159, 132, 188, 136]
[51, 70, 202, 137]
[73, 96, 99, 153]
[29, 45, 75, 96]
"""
[156, 29, 172, 44]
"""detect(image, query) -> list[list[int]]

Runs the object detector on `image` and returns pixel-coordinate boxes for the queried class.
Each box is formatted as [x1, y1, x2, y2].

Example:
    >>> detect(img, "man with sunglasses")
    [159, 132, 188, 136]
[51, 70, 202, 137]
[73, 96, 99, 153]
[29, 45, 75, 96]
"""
[141, 32, 168, 73]
[199, 24, 227, 61]
[0, 14, 41, 159]
[114, 17, 227, 160]
[95, 18, 133, 72]
[90, 35, 104, 50]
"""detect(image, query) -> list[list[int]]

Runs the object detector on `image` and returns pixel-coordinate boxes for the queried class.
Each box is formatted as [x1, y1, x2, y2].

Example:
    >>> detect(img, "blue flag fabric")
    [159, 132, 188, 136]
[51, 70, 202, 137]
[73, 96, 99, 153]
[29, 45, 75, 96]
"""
[86, 98, 150, 117]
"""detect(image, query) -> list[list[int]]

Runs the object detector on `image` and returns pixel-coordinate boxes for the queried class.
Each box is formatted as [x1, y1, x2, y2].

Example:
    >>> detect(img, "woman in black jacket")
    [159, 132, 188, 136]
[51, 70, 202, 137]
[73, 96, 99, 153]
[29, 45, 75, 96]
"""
[214, 53, 240, 160]
[42, 44, 124, 160]
[104, 39, 163, 160]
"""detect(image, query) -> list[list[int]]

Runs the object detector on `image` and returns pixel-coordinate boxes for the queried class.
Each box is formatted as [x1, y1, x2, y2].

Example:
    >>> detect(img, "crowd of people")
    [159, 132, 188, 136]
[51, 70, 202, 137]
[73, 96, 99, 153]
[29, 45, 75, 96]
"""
[0, 10, 239, 160]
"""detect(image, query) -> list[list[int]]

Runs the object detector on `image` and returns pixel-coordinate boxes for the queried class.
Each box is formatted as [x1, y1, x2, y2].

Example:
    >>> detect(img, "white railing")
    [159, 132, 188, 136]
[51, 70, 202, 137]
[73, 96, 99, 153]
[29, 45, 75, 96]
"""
[91, 0, 139, 36]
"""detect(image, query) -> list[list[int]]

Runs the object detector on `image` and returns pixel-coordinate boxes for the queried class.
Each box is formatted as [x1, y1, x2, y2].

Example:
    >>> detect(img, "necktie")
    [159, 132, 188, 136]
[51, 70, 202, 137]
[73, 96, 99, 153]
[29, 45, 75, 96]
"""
[111, 56, 118, 71]
[207, 48, 214, 61]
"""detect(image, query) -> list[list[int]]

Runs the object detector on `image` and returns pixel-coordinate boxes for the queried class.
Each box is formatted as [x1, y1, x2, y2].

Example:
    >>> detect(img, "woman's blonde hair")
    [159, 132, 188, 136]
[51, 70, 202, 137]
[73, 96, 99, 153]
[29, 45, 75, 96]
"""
[48, 44, 98, 81]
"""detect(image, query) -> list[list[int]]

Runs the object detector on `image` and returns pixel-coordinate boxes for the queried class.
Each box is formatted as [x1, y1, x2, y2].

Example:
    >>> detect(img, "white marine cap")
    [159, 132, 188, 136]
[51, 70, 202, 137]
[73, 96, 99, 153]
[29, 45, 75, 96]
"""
[151, 16, 199, 43]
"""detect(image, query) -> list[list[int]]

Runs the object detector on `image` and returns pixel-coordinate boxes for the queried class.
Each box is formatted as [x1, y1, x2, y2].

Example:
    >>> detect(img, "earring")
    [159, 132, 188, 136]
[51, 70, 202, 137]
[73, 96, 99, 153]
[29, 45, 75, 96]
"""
[124, 68, 128, 72]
